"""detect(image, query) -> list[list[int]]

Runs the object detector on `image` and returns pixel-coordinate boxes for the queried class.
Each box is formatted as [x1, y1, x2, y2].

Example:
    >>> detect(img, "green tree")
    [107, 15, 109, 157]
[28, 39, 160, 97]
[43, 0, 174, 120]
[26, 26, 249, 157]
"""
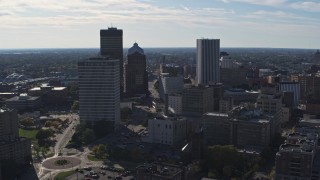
[81, 128, 95, 144]
[207, 145, 245, 178]
[75, 123, 86, 132]
[71, 123, 88, 145]
[92, 144, 108, 159]
[20, 118, 34, 127]
[36, 129, 54, 147]
[269, 166, 276, 179]
[71, 101, 79, 112]
[44, 121, 52, 127]
[93, 121, 113, 137]
[40, 147, 48, 158]
[33, 144, 41, 158]
[36, 129, 54, 139]
[68, 84, 79, 100]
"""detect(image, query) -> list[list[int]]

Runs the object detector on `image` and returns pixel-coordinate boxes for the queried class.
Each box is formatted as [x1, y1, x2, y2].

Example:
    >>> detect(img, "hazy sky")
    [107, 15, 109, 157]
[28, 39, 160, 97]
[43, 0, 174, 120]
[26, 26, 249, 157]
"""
[0, 0, 319, 49]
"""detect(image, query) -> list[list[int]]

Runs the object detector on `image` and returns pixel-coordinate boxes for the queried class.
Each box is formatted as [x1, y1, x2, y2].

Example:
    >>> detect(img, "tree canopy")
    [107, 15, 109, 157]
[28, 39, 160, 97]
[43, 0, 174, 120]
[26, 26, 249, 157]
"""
[36, 129, 54, 147]
[92, 144, 108, 159]
[206, 145, 246, 178]
[71, 124, 96, 145]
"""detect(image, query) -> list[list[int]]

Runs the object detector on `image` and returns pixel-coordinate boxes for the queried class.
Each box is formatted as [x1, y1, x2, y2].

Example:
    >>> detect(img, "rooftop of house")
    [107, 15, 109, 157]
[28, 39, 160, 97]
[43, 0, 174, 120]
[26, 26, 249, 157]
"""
[279, 132, 317, 154]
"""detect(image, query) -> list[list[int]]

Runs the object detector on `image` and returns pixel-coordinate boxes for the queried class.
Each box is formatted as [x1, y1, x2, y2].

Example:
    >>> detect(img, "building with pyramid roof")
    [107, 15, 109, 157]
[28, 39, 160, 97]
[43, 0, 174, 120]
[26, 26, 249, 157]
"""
[124, 43, 148, 96]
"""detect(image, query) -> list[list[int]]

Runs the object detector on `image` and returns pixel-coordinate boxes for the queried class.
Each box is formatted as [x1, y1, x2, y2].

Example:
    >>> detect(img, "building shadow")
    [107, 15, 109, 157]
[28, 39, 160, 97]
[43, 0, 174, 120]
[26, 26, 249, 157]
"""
[18, 165, 39, 180]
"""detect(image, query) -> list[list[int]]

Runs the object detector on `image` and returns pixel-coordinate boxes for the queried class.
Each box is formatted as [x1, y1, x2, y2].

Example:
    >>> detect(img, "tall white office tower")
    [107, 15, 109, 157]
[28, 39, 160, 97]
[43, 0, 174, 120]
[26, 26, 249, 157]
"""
[196, 39, 220, 85]
[78, 57, 120, 132]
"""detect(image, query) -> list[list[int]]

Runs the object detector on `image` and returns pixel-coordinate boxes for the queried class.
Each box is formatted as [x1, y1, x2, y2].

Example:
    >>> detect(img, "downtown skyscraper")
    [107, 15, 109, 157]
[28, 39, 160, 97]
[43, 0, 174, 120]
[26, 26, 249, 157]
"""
[78, 57, 120, 132]
[124, 42, 148, 96]
[196, 39, 220, 85]
[100, 27, 124, 93]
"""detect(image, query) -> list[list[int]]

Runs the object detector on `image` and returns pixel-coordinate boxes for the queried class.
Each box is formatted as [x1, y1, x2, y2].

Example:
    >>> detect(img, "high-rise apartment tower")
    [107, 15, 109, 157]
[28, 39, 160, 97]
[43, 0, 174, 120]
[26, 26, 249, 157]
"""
[196, 39, 220, 85]
[100, 27, 123, 92]
[78, 57, 120, 131]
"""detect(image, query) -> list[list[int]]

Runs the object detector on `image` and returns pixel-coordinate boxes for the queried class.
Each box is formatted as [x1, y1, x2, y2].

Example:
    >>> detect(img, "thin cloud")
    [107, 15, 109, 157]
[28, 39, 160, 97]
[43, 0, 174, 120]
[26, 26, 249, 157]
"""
[221, 0, 287, 6]
[243, 10, 320, 25]
[291, 2, 320, 12]
[246, 10, 302, 19]
[0, 0, 235, 28]
[0, 11, 11, 16]
[180, 5, 190, 11]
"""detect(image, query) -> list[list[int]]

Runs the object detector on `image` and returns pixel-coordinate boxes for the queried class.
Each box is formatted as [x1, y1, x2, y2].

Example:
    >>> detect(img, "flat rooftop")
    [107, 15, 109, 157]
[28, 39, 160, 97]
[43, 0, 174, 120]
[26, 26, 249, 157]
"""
[279, 132, 318, 153]
[151, 115, 186, 121]
[29, 86, 66, 91]
[232, 118, 270, 124]
[204, 112, 228, 117]
[7, 95, 39, 101]
[280, 142, 314, 153]
[53, 87, 66, 90]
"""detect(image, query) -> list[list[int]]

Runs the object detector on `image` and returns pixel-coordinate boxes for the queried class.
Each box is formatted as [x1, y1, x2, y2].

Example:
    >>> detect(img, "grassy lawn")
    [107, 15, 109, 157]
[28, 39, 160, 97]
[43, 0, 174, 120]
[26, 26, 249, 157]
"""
[19, 128, 39, 144]
[54, 170, 76, 180]
[87, 154, 104, 161]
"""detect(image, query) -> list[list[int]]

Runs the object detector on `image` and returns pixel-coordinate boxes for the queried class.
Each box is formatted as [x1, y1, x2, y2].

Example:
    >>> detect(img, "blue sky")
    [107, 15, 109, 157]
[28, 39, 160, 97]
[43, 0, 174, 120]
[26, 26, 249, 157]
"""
[0, 0, 319, 49]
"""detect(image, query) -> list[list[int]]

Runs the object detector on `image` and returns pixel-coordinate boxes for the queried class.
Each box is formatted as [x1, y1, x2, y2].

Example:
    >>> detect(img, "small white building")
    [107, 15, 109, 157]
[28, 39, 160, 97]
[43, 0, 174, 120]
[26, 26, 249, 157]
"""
[6, 94, 41, 110]
[256, 94, 283, 115]
[168, 94, 182, 115]
[147, 116, 187, 146]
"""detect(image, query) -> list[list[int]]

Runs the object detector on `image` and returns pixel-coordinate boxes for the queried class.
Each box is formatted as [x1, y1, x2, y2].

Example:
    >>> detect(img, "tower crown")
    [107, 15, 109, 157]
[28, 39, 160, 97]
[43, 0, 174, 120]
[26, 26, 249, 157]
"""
[128, 42, 144, 55]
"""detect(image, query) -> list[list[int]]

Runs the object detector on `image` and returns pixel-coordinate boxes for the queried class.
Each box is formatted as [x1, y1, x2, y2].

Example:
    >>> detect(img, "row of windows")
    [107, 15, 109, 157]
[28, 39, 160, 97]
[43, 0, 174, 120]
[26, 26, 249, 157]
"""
[156, 124, 185, 129]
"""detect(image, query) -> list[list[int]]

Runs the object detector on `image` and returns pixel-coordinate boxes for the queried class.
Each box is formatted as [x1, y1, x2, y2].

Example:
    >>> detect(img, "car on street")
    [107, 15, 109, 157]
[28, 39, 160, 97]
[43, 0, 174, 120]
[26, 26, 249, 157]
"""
[100, 165, 107, 170]
[91, 174, 99, 178]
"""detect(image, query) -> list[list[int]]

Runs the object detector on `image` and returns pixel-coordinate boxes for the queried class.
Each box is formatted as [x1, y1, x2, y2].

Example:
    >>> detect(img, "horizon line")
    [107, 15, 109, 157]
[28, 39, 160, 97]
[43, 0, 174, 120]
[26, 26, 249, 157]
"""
[0, 47, 319, 50]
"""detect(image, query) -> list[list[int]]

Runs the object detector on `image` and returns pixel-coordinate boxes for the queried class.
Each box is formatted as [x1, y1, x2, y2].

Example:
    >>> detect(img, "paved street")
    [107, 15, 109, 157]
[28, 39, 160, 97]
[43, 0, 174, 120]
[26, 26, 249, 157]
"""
[36, 79, 163, 180]
[38, 113, 80, 180]
[148, 80, 159, 99]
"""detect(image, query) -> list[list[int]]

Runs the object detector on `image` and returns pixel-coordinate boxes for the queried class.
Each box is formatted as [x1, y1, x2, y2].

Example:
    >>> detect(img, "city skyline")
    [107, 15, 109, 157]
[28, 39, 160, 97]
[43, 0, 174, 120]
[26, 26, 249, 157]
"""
[0, 0, 320, 49]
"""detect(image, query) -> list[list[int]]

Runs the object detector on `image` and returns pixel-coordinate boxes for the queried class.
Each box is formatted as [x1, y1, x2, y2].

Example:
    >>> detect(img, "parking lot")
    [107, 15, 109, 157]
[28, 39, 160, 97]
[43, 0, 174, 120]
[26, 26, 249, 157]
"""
[66, 166, 134, 180]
